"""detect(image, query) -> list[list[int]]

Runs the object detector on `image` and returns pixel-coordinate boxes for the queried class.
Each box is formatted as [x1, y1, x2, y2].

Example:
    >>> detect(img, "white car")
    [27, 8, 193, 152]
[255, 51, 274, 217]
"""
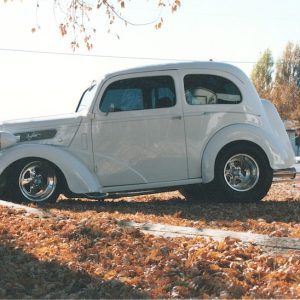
[0, 62, 296, 203]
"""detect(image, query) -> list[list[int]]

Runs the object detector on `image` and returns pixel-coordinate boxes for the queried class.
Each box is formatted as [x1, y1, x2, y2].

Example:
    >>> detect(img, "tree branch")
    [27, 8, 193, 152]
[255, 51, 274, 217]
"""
[28, 0, 182, 50]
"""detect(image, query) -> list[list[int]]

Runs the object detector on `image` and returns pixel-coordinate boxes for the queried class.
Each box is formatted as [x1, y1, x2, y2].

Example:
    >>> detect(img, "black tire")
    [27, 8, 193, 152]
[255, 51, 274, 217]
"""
[214, 144, 273, 202]
[179, 184, 202, 202]
[0, 174, 7, 198]
[8, 159, 61, 203]
[179, 182, 219, 202]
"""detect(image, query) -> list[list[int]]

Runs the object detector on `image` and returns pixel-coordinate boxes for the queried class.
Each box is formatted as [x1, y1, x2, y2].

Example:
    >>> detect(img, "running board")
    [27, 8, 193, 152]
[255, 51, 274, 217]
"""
[83, 187, 179, 200]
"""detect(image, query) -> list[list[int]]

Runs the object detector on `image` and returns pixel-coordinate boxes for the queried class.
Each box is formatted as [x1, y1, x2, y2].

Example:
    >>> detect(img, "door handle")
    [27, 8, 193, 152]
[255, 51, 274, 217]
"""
[172, 115, 182, 120]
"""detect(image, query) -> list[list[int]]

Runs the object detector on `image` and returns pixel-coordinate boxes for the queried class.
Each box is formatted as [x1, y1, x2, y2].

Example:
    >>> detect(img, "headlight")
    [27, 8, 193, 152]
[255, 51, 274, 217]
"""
[0, 131, 19, 150]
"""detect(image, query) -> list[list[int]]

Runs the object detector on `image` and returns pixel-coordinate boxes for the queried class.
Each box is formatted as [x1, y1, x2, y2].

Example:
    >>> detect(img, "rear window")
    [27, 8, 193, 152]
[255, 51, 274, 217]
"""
[184, 74, 242, 105]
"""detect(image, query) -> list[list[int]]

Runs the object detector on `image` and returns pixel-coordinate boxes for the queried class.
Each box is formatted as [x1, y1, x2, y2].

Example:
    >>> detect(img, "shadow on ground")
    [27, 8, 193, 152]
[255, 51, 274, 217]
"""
[0, 234, 147, 299]
[39, 193, 300, 224]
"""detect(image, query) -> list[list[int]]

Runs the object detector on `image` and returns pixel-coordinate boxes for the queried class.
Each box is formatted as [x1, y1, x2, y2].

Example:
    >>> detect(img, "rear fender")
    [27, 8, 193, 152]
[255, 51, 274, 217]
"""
[0, 144, 102, 194]
[202, 124, 296, 183]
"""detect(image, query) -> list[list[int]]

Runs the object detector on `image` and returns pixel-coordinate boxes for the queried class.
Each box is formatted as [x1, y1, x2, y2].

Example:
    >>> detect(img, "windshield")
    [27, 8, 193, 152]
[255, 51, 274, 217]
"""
[76, 84, 97, 112]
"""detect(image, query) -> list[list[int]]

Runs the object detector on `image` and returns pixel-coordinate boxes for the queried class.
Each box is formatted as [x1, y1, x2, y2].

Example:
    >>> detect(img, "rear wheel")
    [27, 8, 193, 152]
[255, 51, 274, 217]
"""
[215, 144, 273, 202]
[9, 159, 61, 203]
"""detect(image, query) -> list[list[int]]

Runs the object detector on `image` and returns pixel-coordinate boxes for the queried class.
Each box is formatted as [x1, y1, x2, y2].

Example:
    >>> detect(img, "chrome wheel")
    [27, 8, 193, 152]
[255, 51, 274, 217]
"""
[19, 161, 57, 202]
[224, 154, 259, 192]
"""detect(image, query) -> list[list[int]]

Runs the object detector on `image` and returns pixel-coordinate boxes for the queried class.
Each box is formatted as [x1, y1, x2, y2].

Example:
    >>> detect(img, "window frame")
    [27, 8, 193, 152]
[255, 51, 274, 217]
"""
[99, 75, 177, 114]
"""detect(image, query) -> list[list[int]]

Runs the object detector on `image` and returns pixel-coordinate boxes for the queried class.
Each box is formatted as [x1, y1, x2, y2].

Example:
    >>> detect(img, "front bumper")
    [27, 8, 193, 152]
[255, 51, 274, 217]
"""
[273, 167, 299, 183]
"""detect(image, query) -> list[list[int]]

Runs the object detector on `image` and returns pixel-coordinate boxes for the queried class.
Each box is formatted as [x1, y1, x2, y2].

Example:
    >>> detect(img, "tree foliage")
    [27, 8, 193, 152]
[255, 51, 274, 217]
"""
[275, 42, 300, 88]
[6, 0, 182, 50]
[250, 49, 273, 99]
[251, 42, 300, 121]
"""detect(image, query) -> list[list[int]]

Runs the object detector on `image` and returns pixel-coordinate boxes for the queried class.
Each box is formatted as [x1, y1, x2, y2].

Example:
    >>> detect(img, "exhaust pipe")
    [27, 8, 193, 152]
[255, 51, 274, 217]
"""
[273, 167, 298, 183]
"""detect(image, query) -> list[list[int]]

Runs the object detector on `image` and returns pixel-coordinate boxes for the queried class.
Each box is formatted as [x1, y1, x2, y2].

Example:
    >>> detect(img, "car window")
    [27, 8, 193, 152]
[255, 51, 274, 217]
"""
[184, 74, 242, 105]
[100, 76, 176, 113]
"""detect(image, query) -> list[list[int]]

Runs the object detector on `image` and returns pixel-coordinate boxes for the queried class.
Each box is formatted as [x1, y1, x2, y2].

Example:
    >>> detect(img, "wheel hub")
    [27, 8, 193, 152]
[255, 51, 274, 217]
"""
[33, 174, 43, 187]
[224, 154, 259, 192]
[19, 161, 57, 202]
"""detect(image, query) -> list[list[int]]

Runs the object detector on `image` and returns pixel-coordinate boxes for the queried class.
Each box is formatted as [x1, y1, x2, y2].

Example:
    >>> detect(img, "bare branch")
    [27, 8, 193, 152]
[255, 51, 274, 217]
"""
[17, 0, 182, 50]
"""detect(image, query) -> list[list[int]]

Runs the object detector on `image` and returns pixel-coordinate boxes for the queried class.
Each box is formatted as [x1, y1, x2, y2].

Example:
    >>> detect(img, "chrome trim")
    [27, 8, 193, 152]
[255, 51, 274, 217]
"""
[15, 129, 57, 142]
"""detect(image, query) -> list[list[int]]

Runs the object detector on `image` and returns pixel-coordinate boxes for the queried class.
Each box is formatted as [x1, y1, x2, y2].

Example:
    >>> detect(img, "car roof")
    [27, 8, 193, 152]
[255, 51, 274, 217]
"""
[104, 61, 248, 83]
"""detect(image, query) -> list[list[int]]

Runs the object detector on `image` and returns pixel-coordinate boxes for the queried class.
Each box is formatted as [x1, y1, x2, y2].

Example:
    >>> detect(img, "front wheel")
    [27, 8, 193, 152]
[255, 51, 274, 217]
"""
[9, 159, 61, 203]
[215, 145, 273, 202]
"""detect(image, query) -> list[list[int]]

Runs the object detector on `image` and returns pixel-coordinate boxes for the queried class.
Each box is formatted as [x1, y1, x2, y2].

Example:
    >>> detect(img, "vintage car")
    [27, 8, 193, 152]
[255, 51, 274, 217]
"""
[0, 62, 297, 203]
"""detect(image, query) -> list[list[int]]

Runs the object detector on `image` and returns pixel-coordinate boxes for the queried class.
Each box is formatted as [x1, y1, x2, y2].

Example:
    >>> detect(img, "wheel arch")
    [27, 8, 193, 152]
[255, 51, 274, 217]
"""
[201, 123, 287, 183]
[0, 144, 102, 194]
[215, 140, 269, 167]
[3, 157, 68, 194]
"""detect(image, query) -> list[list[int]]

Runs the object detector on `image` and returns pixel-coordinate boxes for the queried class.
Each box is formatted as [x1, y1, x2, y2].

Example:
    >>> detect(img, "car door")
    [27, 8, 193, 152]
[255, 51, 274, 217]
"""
[91, 71, 188, 188]
[178, 69, 244, 179]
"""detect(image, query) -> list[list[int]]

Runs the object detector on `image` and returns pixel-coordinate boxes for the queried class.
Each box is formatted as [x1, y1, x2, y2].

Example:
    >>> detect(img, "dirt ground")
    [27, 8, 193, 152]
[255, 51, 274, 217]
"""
[1, 182, 300, 298]
[54, 182, 300, 238]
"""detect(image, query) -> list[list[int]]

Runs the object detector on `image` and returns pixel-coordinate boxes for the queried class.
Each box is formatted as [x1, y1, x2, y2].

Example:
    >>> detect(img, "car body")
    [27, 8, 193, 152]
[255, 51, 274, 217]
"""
[0, 62, 296, 203]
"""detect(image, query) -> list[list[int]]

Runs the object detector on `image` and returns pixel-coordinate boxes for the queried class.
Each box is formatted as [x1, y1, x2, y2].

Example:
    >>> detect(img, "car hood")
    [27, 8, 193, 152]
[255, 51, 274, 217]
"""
[0, 113, 83, 147]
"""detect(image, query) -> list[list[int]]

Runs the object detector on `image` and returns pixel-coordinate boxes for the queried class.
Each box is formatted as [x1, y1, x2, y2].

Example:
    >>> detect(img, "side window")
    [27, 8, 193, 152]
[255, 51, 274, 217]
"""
[100, 76, 176, 113]
[184, 74, 242, 105]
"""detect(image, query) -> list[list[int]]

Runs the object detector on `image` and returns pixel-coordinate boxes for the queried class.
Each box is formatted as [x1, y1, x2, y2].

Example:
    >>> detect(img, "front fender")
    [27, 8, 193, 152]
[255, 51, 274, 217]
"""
[0, 144, 102, 194]
[202, 124, 296, 183]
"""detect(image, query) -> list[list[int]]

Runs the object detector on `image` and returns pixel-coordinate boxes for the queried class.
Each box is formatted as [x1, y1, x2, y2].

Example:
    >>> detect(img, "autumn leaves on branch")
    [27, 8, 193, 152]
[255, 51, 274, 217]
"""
[251, 42, 300, 121]
[29, 0, 181, 50]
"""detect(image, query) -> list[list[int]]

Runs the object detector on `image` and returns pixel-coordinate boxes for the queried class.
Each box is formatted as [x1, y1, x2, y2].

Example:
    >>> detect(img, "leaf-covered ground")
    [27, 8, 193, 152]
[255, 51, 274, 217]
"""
[1, 182, 300, 298]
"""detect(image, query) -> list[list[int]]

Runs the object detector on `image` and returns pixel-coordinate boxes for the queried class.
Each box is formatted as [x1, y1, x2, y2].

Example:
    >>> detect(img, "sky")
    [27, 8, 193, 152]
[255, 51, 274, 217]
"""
[0, 0, 300, 121]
